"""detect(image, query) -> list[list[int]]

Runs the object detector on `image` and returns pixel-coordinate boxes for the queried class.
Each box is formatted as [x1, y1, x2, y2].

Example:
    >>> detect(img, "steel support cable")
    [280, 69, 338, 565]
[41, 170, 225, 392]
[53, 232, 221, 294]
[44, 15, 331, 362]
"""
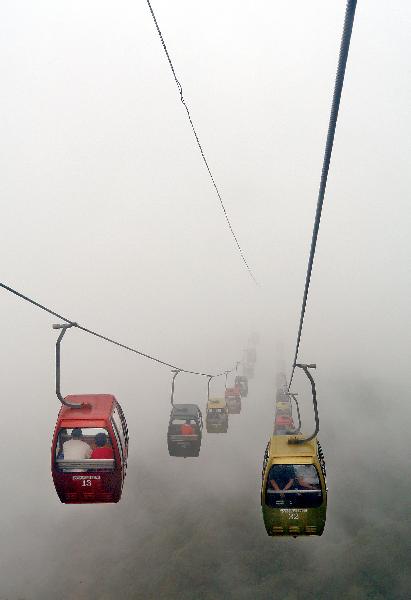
[288, 0, 358, 389]
[0, 282, 234, 378]
[145, 0, 258, 285]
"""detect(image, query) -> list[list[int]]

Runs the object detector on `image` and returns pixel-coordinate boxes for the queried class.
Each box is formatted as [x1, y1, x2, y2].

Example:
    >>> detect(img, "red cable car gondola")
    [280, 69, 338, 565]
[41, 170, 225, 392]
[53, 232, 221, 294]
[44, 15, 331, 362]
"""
[52, 394, 129, 503]
[275, 414, 294, 429]
[50, 324, 129, 504]
[225, 386, 242, 414]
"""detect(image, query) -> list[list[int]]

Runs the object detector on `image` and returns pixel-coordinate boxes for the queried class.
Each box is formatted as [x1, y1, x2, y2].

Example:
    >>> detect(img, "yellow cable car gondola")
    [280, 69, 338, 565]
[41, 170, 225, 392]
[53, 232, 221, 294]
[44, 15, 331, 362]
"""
[261, 435, 327, 536]
[261, 364, 327, 537]
[206, 397, 229, 433]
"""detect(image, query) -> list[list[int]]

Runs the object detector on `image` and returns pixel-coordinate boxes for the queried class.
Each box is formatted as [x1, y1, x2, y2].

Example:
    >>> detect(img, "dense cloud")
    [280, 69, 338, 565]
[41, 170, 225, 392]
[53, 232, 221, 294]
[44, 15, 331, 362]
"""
[0, 375, 409, 599]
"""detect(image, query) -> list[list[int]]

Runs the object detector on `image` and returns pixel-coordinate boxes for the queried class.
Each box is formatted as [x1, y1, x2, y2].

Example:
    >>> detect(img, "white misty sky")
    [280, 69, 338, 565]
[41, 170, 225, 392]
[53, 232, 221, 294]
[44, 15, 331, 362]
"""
[1, 1, 409, 383]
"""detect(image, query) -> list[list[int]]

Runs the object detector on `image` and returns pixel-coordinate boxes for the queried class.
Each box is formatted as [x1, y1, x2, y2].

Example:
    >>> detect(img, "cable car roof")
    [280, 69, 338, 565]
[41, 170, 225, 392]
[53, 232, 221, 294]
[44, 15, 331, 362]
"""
[269, 435, 317, 459]
[58, 394, 115, 420]
[171, 403, 200, 416]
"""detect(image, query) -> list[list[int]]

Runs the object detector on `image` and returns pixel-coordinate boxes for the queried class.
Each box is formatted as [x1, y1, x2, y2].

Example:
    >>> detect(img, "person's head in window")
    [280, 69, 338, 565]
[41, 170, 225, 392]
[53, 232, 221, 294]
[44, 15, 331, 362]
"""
[59, 428, 67, 445]
[71, 428, 83, 439]
[95, 432, 108, 448]
[90, 431, 114, 460]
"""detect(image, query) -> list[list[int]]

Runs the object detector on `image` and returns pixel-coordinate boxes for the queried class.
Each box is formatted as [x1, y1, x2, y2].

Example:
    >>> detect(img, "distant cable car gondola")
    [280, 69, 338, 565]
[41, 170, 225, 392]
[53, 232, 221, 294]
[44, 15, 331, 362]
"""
[275, 407, 291, 418]
[261, 364, 327, 536]
[235, 375, 248, 397]
[276, 372, 287, 388]
[206, 398, 229, 433]
[225, 387, 241, 414]
[248, 332, 260, 346]
[276, 401, 291, 413]
[244, 365, 254, 379]
[167, 370, 203, 457]
[274, 414, 295, 435]
[50, 324, 129, 504]
[167, 404, 203, 457]
[245, 348, 256, 365]
[276, 389, 288, 404]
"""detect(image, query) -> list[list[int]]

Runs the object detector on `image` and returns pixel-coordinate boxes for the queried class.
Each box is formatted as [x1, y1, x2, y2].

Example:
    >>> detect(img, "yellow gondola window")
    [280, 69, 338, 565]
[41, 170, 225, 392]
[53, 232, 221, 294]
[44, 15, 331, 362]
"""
[265, 464, 322, 509]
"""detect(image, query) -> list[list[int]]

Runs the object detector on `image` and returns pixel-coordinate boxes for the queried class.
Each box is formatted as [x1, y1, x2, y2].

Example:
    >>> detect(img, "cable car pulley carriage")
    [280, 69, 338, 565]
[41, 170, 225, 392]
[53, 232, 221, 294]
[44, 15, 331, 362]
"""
[50, 323, 129, 504]
[261, 364, 327, 537]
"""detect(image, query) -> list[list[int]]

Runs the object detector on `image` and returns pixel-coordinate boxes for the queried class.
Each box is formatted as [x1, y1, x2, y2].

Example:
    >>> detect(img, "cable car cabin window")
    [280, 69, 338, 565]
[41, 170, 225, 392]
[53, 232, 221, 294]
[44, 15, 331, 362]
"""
[112, 405, 127, 454]
[169, 418, 199, 435]
[207, 410, 225, 422]
[265, 464, 322, 509]
[55, 428, 115, 472]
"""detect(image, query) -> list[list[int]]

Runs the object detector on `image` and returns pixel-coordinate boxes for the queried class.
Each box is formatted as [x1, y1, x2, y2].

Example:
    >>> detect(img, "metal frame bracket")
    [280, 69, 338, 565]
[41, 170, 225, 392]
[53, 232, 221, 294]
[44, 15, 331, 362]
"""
[288, 363, 319, 445]
[52, 323, 86, 409]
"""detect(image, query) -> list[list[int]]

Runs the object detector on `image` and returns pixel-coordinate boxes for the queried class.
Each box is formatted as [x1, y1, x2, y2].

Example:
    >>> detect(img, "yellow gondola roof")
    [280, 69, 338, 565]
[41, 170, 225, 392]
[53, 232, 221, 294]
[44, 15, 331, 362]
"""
[269, 435, 317, 459]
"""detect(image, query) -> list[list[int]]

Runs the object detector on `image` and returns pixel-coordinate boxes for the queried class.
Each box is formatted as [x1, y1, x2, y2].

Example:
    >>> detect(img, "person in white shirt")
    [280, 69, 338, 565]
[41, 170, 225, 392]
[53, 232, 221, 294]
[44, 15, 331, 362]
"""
[63, 428, 92, 463]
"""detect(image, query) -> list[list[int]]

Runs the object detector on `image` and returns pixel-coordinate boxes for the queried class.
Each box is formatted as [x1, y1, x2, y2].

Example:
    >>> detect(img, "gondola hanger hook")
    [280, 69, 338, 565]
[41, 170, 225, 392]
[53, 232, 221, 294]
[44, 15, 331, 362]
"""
[286, 391, 301, 433]
[224, 370, 230, 390]
[207, 375, 214, 402]
[52, 322, 87, 409]
[170, 368, 181, 406]
[288, 363, 319, 445]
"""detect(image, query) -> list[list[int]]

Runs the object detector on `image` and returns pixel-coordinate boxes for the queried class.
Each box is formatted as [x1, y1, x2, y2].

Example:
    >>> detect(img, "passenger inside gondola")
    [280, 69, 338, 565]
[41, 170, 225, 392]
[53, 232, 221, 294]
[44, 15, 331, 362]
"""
[266, 464, 322, 508]
[62, 428, 92, 461]
[294, 465, 320, 490]
[208, 407, 224, 418]
[268, 464, 295, 496]
[57, 428, 67, 459]
[168, 418, 198, 435]
[56, 428, 115, 471]
[180, 420, 195, 435]
[91, 432, 114, 459]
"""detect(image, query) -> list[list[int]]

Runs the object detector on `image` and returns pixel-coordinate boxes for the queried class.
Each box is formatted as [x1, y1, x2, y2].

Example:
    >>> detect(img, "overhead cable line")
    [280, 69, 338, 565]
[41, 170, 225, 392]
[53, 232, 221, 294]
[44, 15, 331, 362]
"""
[145, 0, 258, 286]
[288, 0, 358, 388]
[0, 282, 234, 378]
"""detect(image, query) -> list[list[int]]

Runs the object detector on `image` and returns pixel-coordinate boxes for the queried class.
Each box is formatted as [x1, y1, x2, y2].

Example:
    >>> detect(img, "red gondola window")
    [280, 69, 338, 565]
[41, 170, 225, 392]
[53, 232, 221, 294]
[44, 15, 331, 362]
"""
[55, 427, 115, 472]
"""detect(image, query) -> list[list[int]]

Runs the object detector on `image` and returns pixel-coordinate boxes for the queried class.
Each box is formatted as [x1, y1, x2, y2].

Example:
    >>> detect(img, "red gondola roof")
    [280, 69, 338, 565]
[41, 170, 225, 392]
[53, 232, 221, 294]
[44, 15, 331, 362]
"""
[58, 394, 115, 421]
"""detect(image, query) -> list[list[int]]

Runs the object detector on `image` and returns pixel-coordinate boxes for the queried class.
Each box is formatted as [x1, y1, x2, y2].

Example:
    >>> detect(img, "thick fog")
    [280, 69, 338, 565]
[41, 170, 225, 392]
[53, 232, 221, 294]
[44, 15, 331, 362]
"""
[0, 1, 410, 599]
